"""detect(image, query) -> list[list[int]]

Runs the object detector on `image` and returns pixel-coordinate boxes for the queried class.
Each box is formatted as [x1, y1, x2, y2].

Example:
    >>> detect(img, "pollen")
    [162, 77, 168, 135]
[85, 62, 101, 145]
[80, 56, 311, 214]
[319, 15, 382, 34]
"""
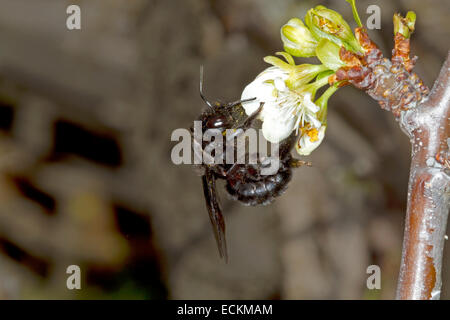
[306, 128, 319, 142]
[318, 17, 340, 34]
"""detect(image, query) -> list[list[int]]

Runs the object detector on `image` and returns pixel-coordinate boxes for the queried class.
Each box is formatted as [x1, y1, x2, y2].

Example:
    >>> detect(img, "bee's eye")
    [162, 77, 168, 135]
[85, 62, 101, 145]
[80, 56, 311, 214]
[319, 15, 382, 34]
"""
[206, 115, 228, 129]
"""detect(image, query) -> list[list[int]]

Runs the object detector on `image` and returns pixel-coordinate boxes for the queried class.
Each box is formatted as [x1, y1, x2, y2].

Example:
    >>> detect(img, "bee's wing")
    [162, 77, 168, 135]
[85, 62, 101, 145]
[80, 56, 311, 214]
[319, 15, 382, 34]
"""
[202, 169, 228, 262]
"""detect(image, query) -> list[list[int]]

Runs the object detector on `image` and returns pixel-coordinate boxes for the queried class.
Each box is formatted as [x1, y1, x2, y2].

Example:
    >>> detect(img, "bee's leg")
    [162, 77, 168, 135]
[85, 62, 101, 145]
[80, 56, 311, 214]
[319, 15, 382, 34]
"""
[290, 158, 312, 168]
[241, 103, 264, 130]
[227, 97, 256, 107]
[215, 163, 241, 180]
[214, 165, 229, 178]
[202, 169, 228, 262]
[225, 163, 241, 176]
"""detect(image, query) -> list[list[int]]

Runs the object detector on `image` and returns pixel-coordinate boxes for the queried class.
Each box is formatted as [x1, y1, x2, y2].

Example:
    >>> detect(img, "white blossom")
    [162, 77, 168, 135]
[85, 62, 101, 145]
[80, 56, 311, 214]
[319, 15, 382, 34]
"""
[241, 66, 322, 143]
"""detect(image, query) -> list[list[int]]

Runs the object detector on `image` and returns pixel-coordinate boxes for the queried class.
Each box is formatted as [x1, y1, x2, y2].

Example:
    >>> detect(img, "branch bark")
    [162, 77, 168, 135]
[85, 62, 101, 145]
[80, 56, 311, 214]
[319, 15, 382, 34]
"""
[396, 51, 450, 299]
[335, 26, 450, 298]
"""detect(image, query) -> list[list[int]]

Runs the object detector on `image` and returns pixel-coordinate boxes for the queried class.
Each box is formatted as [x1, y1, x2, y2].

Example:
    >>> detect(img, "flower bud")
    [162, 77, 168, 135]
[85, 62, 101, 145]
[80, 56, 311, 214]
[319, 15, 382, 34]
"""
[393, 11, 416, 38]
[281, 18, 318, 57]
[315, 39, 345, 71]
[305, 5, 362, 53]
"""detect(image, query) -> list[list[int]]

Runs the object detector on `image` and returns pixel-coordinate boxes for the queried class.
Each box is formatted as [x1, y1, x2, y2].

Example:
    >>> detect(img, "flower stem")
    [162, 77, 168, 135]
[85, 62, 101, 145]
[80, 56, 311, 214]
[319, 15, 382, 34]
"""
[346, 0, 363, 28]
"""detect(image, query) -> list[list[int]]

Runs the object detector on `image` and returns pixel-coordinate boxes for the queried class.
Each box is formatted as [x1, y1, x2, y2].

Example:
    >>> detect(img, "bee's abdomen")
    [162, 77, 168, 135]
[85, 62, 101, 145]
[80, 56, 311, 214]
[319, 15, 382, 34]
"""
[225, 161, 292, 206]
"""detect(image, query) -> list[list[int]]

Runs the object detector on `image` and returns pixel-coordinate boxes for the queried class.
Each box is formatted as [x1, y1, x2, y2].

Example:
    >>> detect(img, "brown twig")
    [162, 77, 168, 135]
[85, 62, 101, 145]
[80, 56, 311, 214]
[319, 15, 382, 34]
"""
[335, 26, 450, 299]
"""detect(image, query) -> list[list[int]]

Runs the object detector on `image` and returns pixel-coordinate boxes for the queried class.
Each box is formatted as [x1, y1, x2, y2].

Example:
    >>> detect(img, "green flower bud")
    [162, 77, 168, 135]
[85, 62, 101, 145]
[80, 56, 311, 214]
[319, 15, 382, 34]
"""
[305, 5, 362, 53]
[393, 11, 416, 38]
[315, 39, 345, 71]
[280, 18, 318, 57]
[405, 12, 416, 31]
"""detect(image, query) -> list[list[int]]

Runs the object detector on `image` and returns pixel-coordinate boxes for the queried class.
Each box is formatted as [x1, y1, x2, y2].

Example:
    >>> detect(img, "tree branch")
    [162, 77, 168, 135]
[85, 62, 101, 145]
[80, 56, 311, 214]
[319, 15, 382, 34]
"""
[336, 26, 450, 298]
[396, 51, 450, 299]
[333, 11, 450, 300]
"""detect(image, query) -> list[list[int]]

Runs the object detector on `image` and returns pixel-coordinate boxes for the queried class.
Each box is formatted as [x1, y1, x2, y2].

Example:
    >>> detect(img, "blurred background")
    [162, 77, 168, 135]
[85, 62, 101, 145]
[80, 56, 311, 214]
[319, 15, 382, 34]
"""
[0, 0, 448, 299]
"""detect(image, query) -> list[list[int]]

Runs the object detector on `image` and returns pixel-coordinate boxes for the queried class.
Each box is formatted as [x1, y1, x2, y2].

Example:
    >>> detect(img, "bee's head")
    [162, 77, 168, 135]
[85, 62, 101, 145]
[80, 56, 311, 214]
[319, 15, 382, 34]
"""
[205, 113, 230, 130]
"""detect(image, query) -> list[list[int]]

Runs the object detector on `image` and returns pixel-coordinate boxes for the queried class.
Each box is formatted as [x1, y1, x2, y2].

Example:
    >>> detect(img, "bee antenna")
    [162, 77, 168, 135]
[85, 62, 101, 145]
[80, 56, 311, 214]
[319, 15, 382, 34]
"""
[200, 66, 213, 108]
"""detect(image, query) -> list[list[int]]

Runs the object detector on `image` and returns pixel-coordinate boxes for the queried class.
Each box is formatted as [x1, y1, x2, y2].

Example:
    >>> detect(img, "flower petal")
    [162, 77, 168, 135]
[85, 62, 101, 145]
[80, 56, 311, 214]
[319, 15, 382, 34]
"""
[303, 93, 320, 113]
[241, 81, 273, 116]
[262, 115, 296, 143]
[306, 114, 322, 128]
[295, 126, 326, 155]
[274, 77, 287, 91]
[241, 66, 289, 117]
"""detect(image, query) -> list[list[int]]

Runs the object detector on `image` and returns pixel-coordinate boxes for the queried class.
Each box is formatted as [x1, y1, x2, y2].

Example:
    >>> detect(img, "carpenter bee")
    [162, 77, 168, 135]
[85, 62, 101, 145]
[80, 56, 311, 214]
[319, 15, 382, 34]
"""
[192, 67, 310, 261]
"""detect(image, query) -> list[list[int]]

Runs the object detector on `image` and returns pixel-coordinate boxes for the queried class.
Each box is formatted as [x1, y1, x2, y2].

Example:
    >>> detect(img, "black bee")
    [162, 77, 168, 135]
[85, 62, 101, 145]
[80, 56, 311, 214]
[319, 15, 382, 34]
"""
[193, 68, 310, 261]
